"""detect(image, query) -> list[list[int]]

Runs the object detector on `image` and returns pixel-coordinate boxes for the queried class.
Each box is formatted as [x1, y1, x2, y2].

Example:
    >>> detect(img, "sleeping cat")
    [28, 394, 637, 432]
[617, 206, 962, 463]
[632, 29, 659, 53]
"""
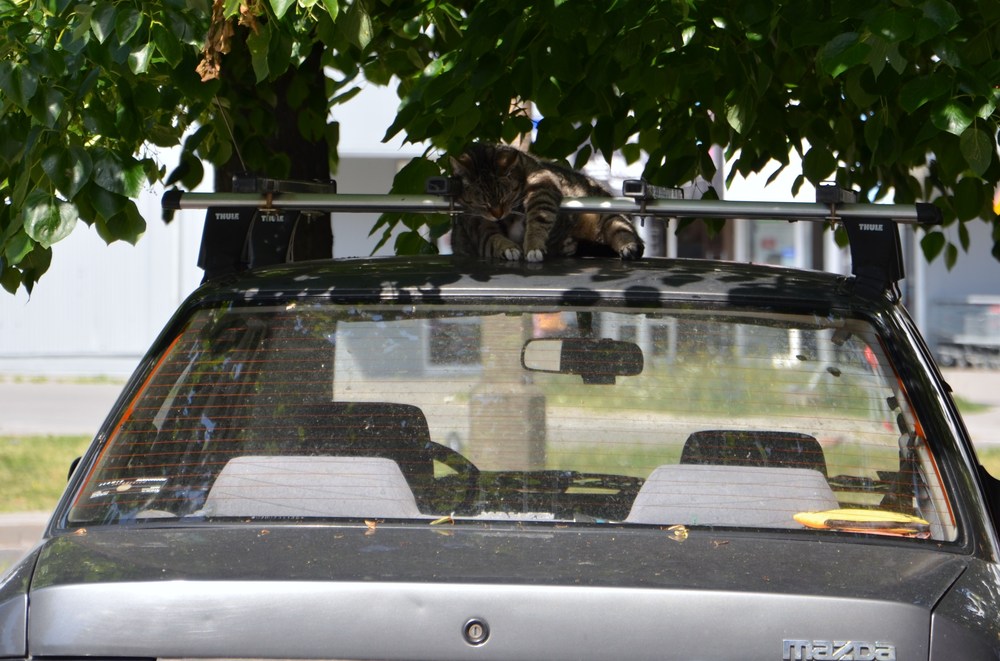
[449, 143, 644, 262]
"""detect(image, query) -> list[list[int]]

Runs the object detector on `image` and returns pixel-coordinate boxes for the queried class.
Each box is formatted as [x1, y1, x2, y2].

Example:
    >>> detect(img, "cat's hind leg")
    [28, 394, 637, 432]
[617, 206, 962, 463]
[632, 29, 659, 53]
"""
[587, 214, 645, 260]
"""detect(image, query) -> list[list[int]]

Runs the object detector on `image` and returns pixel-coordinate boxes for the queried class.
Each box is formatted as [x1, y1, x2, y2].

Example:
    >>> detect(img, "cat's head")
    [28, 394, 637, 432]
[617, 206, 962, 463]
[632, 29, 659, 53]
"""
[450, 143, 525, 221]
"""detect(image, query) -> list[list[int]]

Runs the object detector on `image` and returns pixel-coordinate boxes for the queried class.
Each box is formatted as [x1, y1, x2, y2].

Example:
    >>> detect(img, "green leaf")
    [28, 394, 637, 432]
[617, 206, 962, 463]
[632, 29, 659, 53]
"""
[863, 110, 886, 152]
[85, 184, 128, 220]
[40, 145, 93, 200]
[593, 117, 615, 162]
[119, 203, 146, 245]
[177, 153, 205, 189]
[953, 177, 986, 221]
[573, 144, 594, 170]
[958, 219, 970, 251]
[115, 6, 142, 43]
[959, 127, 994, 176]
[0, 113, 27, 165]
[151, 23, 183, 67]
[2, 230, 33, 265]
[899, 73, 951, 113]
[885, 42, 907, 75]
[69, 4, 95, 44]
[977, 92, 999, 120]
[247, 23, 271, 82]
[932, 100, 974, 136]
[920, 230, 946, 262]
[394, 229, 436, 255]
[818, 32, 869, 78]
[390, 156, 442, 194]
[801, 146, 837, 183]
[330, 85, 362, 105]
[22, 190, 78, 248]
[944, 242, 958, 269]
[0, 61, 39, 108]
[95, 203, 145, 245]
[864, 34, 889, 79]
[867, 7, 915, 42]
[128, 42, 154, 75]
[322, 0, 339, 19]
[0, 264, 20, 294]
[844, 69, 879, 108]
[81, 97, 117, 136]
[449, 104, 480, 139]
[91, 149, 145, 196]
[268, 0, 295, 19]
[343, 1, 374, 50]
[16, 243, 52, 295]
[921, 0, 960, 32]
[725, 102, 747, 134]
[90, 2, 116, 44]
[28, 87, 66, 128]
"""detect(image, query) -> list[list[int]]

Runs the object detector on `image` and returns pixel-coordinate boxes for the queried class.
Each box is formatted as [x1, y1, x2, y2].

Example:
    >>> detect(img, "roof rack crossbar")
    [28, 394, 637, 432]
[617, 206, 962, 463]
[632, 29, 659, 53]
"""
[163, 190, 942, 226]
[166, 183, 943, 299]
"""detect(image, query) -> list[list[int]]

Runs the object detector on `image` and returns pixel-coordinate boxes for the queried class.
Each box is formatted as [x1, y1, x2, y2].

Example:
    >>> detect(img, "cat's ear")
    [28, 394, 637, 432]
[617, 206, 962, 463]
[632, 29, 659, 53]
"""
[450, 154, 472, 176]
[495, 148, 520, 175]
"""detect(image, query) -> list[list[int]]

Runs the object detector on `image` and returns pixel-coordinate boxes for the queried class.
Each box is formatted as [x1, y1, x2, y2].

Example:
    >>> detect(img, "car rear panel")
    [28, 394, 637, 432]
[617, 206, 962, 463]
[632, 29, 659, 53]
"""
[20, 255, 999, 659]
[25, 526, 966, 660]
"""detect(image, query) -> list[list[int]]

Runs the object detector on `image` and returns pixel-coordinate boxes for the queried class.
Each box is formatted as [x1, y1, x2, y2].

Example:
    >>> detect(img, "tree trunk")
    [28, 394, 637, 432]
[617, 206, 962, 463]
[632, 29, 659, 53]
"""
[213, 38, 333, 263]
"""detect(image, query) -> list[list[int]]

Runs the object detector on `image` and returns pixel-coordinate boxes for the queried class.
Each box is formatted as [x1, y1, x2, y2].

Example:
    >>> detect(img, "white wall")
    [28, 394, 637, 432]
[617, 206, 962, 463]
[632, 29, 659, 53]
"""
[915, 219, 1000, 349]
[0, 182, 205, 377]
[332, 156, 412, 258]
[328, 82, 428, 258]
[920, 220, 1000, 302]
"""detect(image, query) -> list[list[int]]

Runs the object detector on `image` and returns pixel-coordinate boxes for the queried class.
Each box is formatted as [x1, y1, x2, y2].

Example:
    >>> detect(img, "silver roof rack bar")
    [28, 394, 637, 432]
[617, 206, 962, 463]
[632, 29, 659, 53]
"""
[163, 179, 942, 298]
[162, 189, 941, 226]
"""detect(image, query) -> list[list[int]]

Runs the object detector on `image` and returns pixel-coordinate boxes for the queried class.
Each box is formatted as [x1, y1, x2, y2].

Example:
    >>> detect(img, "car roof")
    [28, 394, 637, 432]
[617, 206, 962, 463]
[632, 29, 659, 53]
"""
[185, 255, 886, 312]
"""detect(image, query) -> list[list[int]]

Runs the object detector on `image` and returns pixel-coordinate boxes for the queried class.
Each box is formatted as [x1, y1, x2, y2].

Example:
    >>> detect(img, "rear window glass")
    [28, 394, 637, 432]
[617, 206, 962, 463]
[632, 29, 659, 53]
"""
[67, 302, 956, 541]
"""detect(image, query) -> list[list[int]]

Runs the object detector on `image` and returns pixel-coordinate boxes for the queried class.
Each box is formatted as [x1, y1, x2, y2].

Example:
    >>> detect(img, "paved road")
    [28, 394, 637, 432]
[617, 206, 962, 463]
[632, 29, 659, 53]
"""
[0, 512, 50, 572]
[3, 369, 996, 442]
[0, 378, 125, 572]
[0, 378, 126, 437]
[942, 369, 1000, 446]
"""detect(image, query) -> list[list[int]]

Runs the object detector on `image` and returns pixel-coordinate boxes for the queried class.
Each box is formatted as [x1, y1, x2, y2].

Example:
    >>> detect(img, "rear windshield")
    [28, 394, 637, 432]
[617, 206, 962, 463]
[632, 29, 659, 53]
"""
[66, 302, 957, 541]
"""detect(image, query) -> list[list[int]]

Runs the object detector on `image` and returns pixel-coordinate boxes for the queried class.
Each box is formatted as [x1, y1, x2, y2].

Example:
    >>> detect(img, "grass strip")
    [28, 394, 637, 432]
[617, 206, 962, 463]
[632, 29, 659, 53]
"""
[0, 435, 92, 513]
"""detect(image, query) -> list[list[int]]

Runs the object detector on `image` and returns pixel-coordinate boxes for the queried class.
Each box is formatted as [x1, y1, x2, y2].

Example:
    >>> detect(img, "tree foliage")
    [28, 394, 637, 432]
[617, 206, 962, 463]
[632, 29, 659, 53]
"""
[1, 0, 999, 293]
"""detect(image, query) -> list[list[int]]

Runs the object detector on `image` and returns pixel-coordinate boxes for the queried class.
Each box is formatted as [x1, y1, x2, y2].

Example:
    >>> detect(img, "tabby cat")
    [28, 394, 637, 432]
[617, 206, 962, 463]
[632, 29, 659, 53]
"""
[449, 143, 644, 262]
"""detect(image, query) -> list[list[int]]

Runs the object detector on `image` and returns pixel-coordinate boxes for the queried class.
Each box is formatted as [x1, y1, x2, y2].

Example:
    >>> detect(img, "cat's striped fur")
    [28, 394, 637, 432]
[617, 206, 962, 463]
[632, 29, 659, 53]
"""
[449, 143, 644, 262]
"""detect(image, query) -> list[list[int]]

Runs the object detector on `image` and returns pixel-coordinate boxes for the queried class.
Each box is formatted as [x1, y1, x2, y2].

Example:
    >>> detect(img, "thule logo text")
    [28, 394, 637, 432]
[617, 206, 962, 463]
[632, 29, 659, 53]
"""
[213, 212, 242, 221]
[783, 639, 896, 660]
[858, 223, 883, 231]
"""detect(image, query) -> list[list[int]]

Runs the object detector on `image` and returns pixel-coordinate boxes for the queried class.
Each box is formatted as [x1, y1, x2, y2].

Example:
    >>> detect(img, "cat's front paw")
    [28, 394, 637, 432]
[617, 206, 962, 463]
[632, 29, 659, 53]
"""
[487, 235, 522, 261]
[618, 242, 644, 260]
[500, 247, 523, 261]
[525, 249, 546, 263]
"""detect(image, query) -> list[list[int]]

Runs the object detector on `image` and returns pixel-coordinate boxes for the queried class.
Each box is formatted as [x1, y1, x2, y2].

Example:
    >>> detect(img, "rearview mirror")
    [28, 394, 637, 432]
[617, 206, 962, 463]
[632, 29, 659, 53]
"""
[522, 338, 643, 384]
